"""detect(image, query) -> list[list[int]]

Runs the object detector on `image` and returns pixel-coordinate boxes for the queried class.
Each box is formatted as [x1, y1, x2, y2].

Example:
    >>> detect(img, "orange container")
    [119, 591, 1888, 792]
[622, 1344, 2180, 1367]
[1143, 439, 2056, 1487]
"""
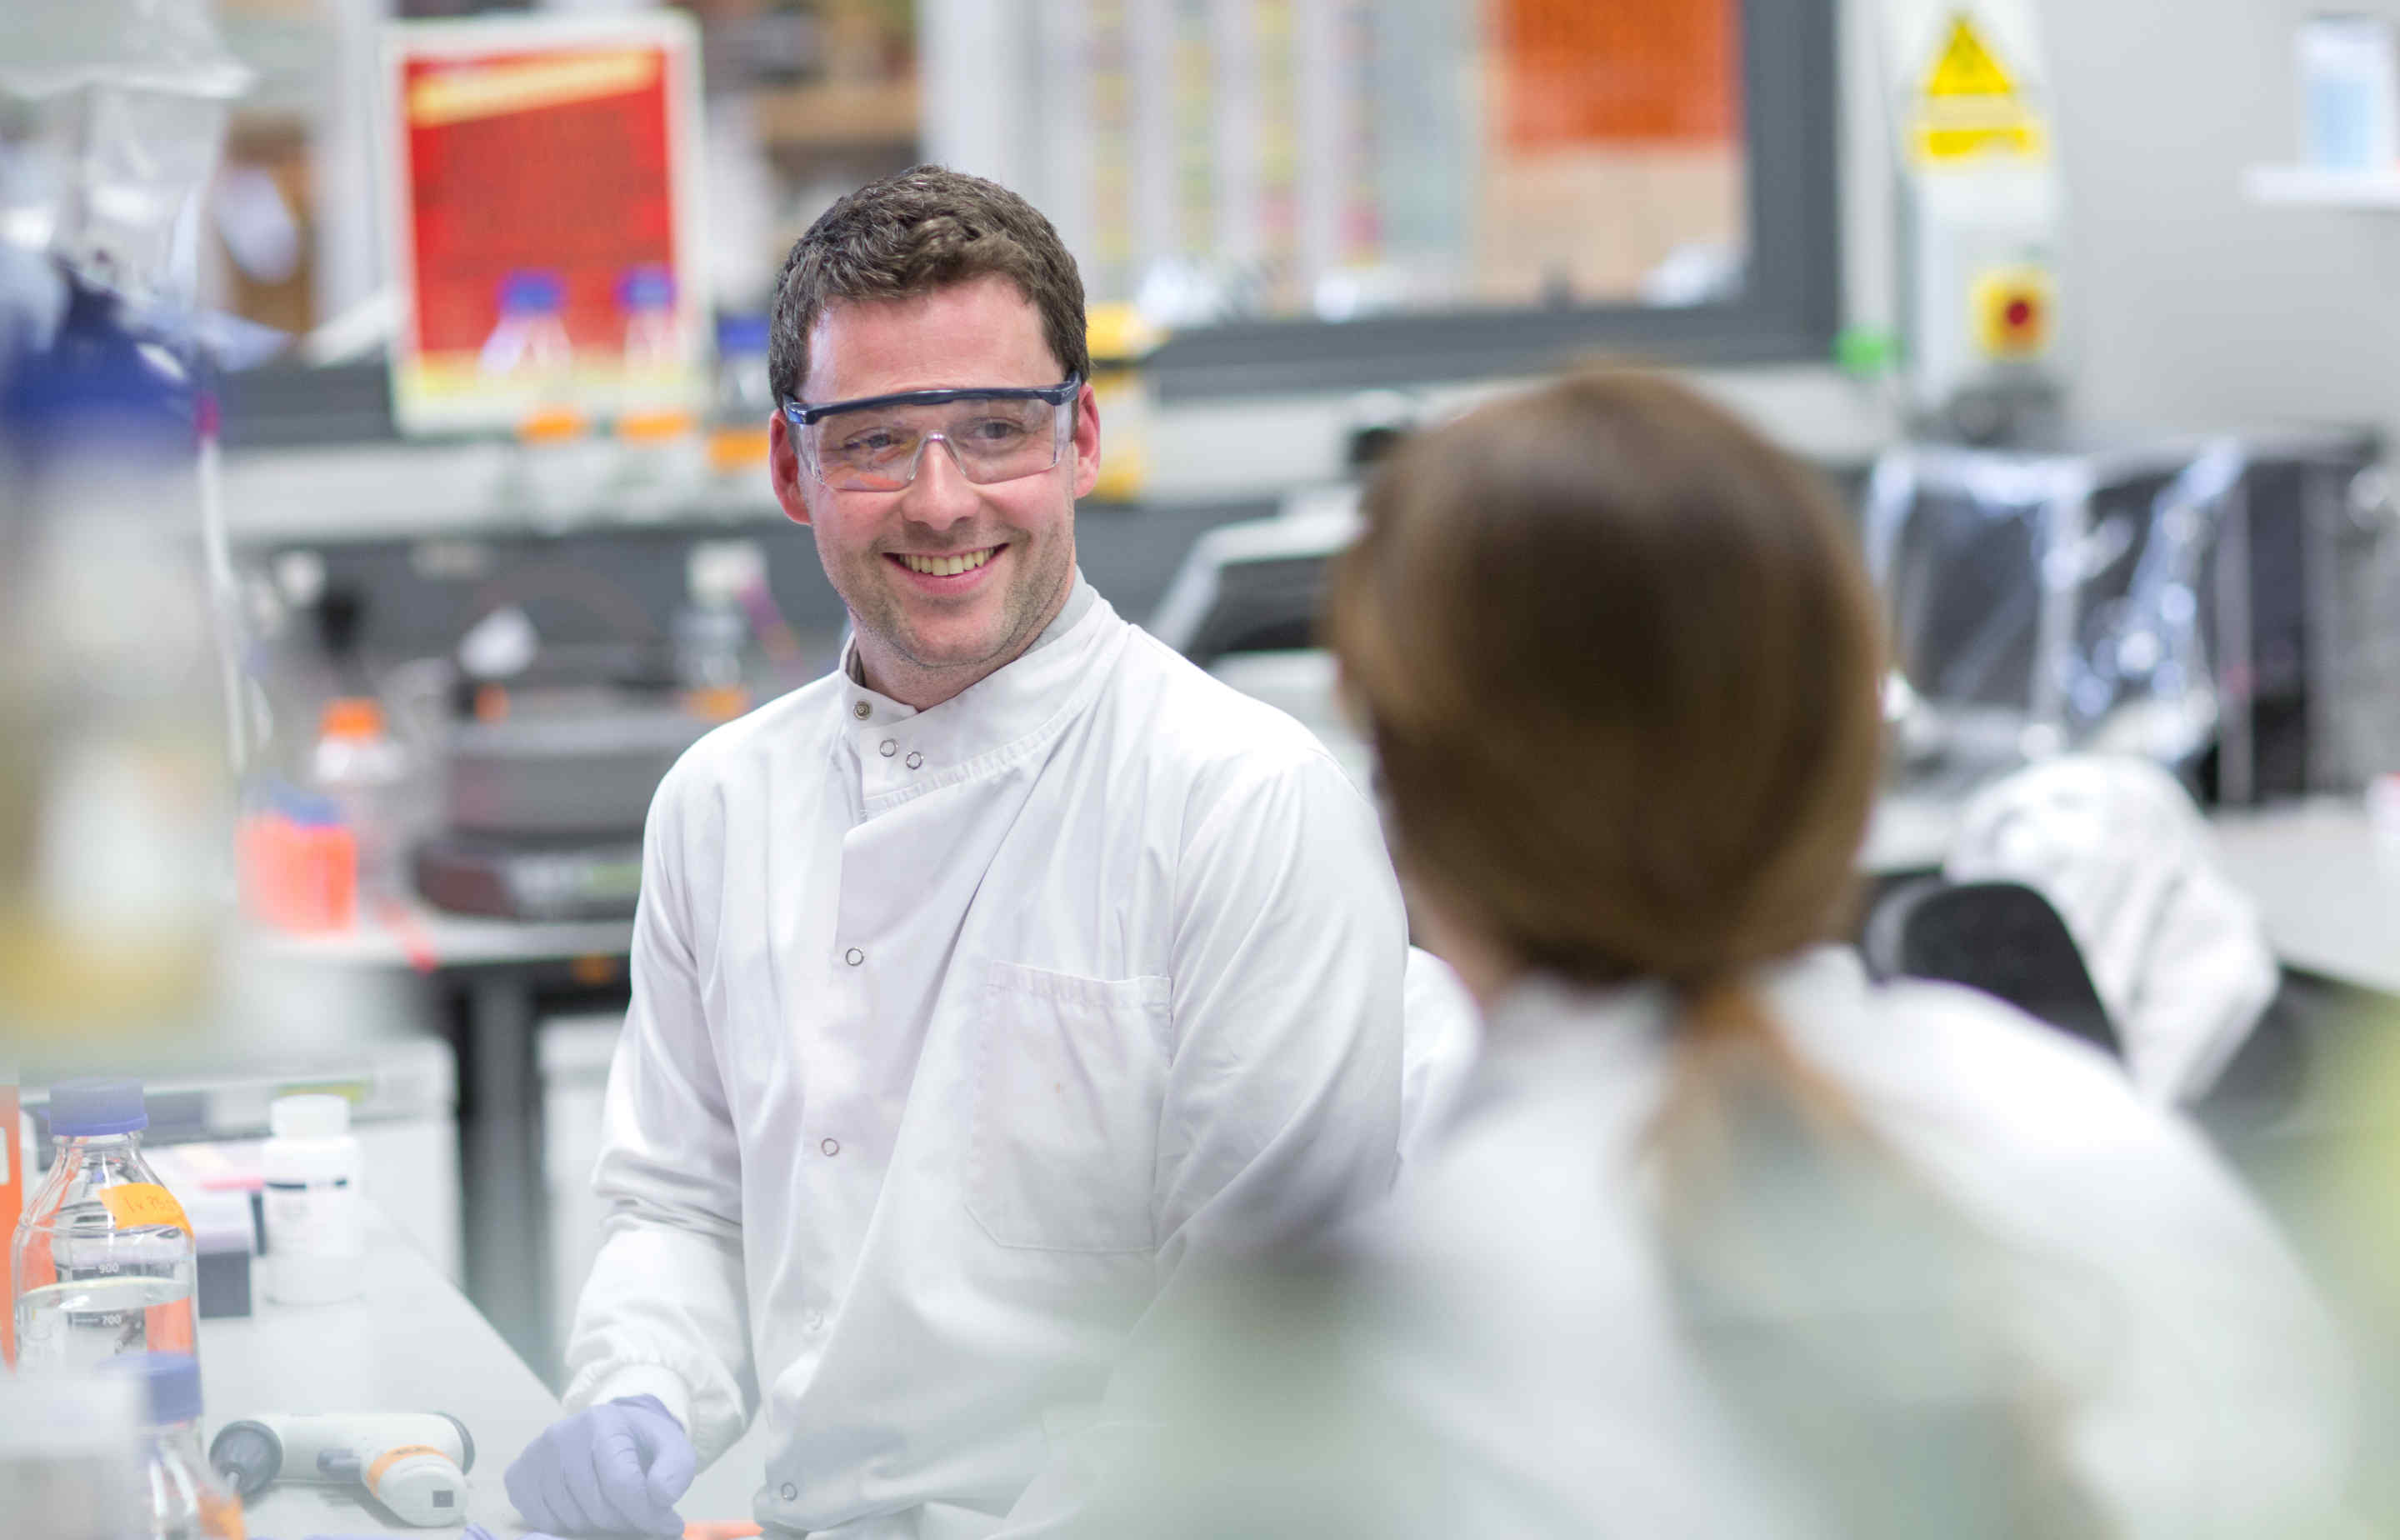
[1, 1076, 18, 1366]
[238, 813, 358, 933]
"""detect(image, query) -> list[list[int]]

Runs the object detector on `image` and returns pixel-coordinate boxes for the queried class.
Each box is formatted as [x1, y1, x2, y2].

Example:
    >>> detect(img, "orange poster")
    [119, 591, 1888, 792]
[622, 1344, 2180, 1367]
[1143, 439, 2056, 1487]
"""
[1493, 0, 1739, 151]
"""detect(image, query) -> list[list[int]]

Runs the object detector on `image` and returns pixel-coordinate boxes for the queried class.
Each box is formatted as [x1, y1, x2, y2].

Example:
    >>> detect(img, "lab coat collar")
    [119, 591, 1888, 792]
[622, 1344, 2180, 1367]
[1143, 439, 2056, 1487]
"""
[1452, 952, 1868, 1136]
[1472, 972, 1676, 1087]
[1473, 948, 1870, 1062]
[1460, 949, 1887, 1134]
[835, 572, 1127, 814]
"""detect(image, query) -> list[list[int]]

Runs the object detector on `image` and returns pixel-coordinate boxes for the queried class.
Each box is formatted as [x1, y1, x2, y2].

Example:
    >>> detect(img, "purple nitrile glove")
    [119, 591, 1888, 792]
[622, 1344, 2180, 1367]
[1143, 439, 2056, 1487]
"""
[503, 1394, 695, 1538]
[296, 1522, 574, 1538]
[301, 1529, 573, 1539]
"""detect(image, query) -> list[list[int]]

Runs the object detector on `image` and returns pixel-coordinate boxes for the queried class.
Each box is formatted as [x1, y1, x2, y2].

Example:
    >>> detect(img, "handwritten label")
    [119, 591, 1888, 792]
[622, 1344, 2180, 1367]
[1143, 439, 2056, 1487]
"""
[99, 1183, 192, 1237]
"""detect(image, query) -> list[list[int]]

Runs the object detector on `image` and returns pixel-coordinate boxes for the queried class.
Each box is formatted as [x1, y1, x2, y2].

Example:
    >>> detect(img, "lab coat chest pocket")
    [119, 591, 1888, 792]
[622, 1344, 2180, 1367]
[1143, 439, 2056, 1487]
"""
[968, 961, 1172, 1253]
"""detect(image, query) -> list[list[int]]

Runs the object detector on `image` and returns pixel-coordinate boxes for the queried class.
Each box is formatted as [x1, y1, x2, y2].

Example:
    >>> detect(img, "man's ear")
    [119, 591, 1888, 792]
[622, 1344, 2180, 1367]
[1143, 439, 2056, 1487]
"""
[1070, 382, 1102, 501]
[770, 412, 813, 527]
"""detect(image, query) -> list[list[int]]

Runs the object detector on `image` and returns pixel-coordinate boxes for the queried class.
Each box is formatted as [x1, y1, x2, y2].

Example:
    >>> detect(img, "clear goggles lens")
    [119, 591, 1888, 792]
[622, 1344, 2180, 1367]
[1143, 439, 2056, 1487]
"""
[793, 383, 1076, 492]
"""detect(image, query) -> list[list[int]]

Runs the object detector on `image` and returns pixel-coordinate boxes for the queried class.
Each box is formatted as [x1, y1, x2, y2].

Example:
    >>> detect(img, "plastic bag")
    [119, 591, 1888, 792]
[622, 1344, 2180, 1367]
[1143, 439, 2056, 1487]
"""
[1866, 438, 2243, 778]
[1, 0, 251, 305]
[1945, 753, 2278, 1103]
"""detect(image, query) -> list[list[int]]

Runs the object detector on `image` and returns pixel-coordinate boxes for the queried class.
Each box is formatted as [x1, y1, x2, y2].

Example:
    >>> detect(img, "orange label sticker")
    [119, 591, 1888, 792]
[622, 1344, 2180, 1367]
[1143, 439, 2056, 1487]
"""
[99, 1183, 193, 1236]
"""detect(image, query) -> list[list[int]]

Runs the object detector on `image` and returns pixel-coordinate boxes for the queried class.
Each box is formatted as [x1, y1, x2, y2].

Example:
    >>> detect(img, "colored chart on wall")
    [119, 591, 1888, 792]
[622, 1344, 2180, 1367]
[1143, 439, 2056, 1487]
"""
[382, 12, 708, 436]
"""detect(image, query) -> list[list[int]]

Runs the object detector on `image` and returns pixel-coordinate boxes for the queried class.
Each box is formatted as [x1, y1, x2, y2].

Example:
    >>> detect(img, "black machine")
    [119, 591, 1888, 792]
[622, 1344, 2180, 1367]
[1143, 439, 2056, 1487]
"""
[415, 689, 716, 921]
[1869, 428, 2391, 803]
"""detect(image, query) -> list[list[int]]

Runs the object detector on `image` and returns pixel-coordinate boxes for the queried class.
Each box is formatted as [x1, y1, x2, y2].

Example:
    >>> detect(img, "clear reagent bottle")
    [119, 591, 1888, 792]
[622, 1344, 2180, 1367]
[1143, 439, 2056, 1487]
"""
[102, 1352, 246, 1540]
[309, 698, 412, 912]
[11, 1078, 197, 1375]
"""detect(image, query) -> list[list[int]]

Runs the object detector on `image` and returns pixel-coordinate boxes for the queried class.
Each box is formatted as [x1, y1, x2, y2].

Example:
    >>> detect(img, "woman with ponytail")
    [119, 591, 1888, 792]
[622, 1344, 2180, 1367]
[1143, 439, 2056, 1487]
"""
[1050, 372, 2353, 1540]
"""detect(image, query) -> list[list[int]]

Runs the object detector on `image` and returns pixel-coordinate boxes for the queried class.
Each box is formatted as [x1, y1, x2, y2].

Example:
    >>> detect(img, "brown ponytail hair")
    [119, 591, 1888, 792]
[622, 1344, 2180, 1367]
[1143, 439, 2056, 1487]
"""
[1326, 372, 2108, 1537]
[1326, 372, 1881, 989]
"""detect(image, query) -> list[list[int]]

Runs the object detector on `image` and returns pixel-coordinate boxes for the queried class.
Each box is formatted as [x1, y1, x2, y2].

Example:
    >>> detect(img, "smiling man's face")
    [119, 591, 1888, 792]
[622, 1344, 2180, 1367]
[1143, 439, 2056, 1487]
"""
[769, 273, 1100, 708]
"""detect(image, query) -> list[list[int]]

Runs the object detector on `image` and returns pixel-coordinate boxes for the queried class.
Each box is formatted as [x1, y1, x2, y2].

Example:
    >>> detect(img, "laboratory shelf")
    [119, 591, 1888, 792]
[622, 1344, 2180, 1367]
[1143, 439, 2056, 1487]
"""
[752, 78, 921, 148]
[2243, 165, 2400, 209]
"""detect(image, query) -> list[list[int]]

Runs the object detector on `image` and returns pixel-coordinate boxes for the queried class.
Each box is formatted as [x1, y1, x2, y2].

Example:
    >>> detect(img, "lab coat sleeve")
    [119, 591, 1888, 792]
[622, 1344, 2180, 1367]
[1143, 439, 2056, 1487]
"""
[1155, 743, 1407, 1258]
[2034, 1109, 2357, 1537]
[999, 745, 1408, 1531]
[559, 764, 758, 1463]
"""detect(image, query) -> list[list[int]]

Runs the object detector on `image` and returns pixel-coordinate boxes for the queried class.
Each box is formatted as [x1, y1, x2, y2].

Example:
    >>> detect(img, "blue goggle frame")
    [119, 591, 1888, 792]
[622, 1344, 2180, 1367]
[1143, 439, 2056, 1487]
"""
[778, 376, 1082, 427]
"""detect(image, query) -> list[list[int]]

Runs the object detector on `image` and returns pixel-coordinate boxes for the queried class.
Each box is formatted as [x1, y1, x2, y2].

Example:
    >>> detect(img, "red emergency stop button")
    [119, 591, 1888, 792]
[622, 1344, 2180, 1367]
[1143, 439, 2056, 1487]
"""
[1974, 267, 2053, 359]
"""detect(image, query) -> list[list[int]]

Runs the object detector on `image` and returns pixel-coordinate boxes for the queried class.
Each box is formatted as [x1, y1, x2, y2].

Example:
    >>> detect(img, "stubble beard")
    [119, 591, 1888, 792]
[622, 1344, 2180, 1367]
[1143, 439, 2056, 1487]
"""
[836, 526, 1076, 688]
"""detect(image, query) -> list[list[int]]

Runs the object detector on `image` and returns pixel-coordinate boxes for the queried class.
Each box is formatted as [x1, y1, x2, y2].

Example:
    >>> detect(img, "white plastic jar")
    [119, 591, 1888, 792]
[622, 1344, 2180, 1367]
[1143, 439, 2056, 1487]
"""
[260, 1095, 364, 1305]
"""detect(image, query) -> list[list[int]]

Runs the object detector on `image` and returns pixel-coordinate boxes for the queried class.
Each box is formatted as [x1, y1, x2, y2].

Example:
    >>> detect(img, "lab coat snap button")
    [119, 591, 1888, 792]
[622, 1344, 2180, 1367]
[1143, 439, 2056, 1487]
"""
[879, 738, 898, 757]
[905, 751, 923, 770]
[852, 701, 870, 719]
[821, 1138, 840, 1157]
[781, 1482, 798, 1500]
[844, 948, 864, 967]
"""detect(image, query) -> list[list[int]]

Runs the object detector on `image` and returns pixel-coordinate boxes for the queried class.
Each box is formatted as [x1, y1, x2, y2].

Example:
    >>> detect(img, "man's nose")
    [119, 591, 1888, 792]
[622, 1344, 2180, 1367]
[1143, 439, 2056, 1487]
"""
[897, 434, 979, 528]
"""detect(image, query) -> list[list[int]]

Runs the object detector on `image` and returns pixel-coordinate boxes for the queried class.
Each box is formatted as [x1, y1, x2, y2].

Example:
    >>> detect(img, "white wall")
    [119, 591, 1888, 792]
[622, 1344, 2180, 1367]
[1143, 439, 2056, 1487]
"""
[2036, 0, 2400, 445]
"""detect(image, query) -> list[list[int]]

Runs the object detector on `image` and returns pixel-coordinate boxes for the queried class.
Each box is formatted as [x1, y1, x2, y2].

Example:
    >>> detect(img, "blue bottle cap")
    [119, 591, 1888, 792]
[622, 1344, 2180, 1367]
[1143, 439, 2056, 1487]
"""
[618, 264, 675, 312]
[715, 313, 768, 356]
[100, 1352, 203, 1427]
[261, 779, 343, 828]
[499, 270, 565, 315]
[47, 1078, 148, 1138]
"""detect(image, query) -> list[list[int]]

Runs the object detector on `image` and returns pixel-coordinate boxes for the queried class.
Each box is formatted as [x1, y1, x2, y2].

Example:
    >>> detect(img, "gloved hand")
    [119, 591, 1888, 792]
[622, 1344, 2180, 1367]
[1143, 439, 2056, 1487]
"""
[319, 1530, 557, 1540]
[503, 1394, 696, 1537]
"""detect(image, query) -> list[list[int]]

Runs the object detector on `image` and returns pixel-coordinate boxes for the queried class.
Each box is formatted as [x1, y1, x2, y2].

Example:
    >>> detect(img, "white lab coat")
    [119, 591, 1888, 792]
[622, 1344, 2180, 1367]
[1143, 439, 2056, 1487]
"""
[565, 583, 1407, 1538]
[1079, 947, 2353, 1539]
[1398, 947, 1478, 1171]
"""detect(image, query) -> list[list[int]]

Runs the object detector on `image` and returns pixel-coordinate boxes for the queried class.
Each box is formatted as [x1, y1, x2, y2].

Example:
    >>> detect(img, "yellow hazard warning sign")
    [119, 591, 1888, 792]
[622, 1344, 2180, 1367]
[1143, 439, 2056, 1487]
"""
[1910, 10, 2048, 166]
[1924, 16, 2017, 98]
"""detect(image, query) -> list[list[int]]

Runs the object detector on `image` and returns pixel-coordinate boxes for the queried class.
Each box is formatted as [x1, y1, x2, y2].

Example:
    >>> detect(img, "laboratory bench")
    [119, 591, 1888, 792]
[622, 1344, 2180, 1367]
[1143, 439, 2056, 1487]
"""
[188, 793, 2400, 1536]
[199, 1199, 762, 1535]
[1862, 792, 2400, 1158]
[1862, 792, 2400, 998]
[244, 792, 2400, 1392]
[239, 910, 634, 1384]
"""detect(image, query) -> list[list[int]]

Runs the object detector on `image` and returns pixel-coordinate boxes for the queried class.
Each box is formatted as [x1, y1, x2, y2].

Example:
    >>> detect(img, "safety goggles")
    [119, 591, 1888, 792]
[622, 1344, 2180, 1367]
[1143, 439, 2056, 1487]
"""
[780, 378, 1081, 492]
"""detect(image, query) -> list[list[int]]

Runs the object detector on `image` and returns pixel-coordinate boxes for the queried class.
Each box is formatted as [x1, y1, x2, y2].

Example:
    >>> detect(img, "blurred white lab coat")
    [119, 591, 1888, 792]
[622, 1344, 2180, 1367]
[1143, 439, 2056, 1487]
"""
[566, 585, 1406, 1539]
[1086, 948, 2352, 1539]
[1399, 947, 1479, 1171]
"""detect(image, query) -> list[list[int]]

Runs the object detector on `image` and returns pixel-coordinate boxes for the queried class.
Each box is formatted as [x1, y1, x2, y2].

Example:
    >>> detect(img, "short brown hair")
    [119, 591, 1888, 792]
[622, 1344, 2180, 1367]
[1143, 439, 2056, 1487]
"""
[768, 165, 1089, 405]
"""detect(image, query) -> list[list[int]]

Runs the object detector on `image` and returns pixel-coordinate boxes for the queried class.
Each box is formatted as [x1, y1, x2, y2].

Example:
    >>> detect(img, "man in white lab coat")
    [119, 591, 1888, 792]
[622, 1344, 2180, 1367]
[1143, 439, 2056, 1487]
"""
[502, 167, 1408, 1539]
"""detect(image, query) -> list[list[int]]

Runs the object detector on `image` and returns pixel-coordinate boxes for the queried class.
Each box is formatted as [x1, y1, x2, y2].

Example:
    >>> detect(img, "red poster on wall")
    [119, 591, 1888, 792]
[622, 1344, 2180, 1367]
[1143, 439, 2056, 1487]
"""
[382, 12, 707, 435]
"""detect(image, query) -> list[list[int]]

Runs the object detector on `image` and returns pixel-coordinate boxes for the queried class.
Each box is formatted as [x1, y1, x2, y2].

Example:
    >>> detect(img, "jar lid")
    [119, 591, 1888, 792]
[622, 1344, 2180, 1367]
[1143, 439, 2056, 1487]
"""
[270, 1092, 352, 1140]
[47, 1078, 147, 1138]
